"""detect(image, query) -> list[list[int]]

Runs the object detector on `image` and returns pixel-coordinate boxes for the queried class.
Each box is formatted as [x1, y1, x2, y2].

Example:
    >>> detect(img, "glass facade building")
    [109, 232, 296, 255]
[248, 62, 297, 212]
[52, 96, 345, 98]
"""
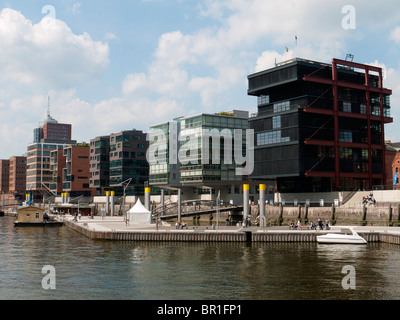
[179, 114, 249, 185]
[248, 58, 393, 192]
[149, 111, 251, 190]
[148, 121, 179, 187]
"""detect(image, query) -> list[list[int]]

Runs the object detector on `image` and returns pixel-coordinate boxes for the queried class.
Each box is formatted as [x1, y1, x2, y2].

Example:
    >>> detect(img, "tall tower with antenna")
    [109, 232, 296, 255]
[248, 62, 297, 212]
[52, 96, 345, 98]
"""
[27, 96, 76, 197]
[33, 96, 72, 142]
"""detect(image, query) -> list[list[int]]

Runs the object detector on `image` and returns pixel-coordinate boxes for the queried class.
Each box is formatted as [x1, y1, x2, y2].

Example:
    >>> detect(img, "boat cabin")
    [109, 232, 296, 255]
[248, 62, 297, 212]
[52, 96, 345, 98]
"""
[15, 206, 48, 226]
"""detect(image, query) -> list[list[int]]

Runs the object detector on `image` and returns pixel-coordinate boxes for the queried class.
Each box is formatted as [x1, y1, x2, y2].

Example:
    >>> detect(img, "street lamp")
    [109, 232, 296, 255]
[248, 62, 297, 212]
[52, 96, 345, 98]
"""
[41, 182, 57, 215]
[216, 190, 220, 231]
[69, 195, 84, 217]
[115, 178, 132, 223]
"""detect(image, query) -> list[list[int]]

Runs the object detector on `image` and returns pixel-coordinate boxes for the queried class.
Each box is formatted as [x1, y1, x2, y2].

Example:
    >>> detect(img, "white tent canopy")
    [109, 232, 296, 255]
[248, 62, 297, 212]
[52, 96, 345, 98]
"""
[127, 199, 152, 224]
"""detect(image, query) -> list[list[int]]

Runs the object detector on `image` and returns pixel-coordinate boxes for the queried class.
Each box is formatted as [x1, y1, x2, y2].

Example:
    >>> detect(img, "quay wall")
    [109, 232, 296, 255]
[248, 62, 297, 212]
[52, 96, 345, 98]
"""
[64, 220, 400, 244]
[251, 204, 400, 226]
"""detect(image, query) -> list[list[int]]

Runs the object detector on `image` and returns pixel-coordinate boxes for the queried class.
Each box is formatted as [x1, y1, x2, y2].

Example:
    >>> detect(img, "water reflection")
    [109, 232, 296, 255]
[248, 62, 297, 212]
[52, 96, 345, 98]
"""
[1, 216, 400, 300]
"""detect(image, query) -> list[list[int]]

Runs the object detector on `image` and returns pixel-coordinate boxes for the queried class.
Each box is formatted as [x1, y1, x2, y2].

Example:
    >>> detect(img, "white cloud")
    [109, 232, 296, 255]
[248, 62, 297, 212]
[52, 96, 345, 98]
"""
[255, 50, 295, 72]
[122, 73, 148, 95]
[389, 26, 400, 44]
[0, 8, 110, 158]
[121, 0, 358, 114]
[0, 8, 109, 91]
[104, 32, 118, 41]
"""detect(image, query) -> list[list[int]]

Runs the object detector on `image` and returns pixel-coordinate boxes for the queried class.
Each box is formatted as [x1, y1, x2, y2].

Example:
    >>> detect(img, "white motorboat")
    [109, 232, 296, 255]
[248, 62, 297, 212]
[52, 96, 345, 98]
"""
[317, 227, 367, 244]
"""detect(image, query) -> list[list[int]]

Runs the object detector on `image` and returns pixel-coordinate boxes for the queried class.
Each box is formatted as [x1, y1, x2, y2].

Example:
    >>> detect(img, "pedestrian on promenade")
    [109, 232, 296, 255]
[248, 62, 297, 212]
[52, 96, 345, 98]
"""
[325, 219, 330, 230]
[318, 218, 324, 230]
[297, 220, 301, 230]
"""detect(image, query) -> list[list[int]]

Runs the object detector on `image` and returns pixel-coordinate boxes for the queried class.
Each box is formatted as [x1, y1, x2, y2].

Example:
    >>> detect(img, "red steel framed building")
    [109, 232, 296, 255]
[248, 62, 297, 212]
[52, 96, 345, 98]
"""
[248, 58, 393, 192]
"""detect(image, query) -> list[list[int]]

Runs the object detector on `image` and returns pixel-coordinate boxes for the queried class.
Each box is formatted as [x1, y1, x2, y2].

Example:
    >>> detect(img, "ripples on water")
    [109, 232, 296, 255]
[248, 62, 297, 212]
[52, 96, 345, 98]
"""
[1, 216, 399, 300]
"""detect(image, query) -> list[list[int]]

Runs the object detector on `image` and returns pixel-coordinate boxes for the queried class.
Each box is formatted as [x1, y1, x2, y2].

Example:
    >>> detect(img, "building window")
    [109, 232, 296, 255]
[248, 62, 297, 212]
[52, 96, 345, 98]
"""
[339, 131, 353, 143]
[360, 104, 366, 114]
[35, 213, 40, 219]
[258, 95, 270, 106]
[343, 102, 351, 112]
[257, 130, 290, 146]
[273, 101, 290, 113]
[371, 107, 381, 116]
[340, 148, 353, 159]
[272, 116, 281, 129]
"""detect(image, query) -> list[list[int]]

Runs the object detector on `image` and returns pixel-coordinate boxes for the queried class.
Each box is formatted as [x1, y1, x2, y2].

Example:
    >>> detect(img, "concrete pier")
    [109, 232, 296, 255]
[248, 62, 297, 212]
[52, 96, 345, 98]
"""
[61, 216, 400, 245]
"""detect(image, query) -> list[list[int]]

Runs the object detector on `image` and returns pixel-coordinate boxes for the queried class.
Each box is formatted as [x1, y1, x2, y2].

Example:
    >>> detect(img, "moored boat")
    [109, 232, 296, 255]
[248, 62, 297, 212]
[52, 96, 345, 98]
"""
[317, 227, 367, 244]
[14, 205, 63, 227]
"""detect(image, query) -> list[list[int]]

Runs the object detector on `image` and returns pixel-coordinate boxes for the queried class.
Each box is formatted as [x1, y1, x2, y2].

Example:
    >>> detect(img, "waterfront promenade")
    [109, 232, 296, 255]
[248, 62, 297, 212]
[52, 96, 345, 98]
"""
[57, 215, 400, 244]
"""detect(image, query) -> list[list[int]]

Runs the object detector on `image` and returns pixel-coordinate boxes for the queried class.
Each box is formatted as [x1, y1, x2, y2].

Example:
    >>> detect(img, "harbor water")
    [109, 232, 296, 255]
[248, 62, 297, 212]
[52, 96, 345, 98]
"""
[1, 216, 400, 300]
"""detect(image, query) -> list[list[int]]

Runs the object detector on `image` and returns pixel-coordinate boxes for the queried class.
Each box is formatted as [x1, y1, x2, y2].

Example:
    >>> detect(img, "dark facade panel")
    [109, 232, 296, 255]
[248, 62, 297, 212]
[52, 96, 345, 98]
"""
[248, 58, 392, 192]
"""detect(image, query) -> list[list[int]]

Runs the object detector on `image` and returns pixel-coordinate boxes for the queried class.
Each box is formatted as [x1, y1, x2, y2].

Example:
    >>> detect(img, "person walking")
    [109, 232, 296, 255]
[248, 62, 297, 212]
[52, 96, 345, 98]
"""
[318, 218, 324, 230]
[325, 219, 330, 230]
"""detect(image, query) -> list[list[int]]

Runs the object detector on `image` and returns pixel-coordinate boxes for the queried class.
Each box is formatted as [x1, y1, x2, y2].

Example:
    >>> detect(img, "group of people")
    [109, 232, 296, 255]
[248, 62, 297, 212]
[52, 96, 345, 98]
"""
[175, 221, 188, 229]
[290, 221, 302, 230]
[312, 218, 330, 230]
[362, 192, 376, 206]
[73, 211, 94, 221]
[291, 218, 330, 230]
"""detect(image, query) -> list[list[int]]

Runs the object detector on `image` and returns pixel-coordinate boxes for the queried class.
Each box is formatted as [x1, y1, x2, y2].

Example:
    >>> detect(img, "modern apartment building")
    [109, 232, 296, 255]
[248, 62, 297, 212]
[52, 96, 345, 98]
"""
[0, 160, 10, 194]
[109, 130, 149, 195]
[89, 130, 149, 196]
[0, 157, 26, 205]
[49, 144, 91, 197]
[49, 148, 67, 194]
[8, 156, 27, 197]
[26, 143, 73, 191]
[248, 57, 393, 193]
[89, 136, 110, 195]
[62, 144, 91, 197]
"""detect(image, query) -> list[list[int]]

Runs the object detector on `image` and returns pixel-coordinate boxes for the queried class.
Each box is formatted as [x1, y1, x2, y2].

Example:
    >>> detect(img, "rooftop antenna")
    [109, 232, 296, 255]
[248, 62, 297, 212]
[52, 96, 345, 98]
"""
[345, 54, 355, 71]
[47, 96, 51, 117]
[345, 53, 354, 62]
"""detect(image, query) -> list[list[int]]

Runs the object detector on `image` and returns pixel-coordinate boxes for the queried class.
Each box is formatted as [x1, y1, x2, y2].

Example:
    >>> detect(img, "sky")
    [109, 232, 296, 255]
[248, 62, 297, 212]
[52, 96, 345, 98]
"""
[1, 0, 400, 159]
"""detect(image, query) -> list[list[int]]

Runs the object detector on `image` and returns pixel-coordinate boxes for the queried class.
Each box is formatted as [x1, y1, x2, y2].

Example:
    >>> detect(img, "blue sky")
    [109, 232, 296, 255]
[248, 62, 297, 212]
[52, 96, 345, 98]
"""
[1, 0, 400, 159]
